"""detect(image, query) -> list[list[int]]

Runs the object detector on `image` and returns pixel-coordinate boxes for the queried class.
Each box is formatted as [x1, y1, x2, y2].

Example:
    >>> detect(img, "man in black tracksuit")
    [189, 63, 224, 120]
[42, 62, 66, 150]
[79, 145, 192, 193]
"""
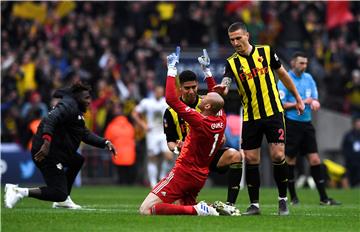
[4, 82, 117, 209]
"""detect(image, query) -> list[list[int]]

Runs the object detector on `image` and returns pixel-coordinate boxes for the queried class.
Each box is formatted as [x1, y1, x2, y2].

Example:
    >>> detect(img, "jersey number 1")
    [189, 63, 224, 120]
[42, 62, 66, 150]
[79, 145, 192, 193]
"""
[209, 133, 219, 156]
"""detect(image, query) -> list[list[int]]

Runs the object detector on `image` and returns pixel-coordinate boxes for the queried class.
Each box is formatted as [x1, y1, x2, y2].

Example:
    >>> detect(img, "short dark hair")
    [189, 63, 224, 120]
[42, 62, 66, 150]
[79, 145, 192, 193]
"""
[292, 51, 307, 60]
[179, 70, 197, 84]
[70, 82, 91, 95]
[228, 22, 247, 33]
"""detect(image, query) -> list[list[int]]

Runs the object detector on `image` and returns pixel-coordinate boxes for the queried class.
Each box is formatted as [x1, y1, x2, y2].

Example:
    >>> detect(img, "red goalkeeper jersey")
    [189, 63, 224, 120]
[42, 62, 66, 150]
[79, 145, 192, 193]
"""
[165, 76, 226, 182]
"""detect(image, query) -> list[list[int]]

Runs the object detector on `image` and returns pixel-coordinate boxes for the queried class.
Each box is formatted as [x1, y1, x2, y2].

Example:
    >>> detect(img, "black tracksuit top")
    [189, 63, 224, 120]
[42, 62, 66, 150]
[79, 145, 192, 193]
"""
[31, 95, 106, 164]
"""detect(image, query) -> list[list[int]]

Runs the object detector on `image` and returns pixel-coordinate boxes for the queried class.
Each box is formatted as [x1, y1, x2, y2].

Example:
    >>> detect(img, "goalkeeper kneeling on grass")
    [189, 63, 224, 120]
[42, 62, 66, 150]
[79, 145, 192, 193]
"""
[139, 47, 241, 216]
[4, 82, 117, 209]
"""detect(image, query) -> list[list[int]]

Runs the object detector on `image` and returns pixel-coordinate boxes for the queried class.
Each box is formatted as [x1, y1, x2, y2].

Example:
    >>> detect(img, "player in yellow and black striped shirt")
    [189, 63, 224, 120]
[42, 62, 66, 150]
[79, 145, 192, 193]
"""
[214, 22, 304, 216]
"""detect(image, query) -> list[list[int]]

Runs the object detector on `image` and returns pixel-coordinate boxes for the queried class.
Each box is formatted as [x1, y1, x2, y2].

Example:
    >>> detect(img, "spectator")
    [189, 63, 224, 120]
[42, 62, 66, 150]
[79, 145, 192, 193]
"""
[104, 102, 136, 185]
[341, 116, 360, 187]
[18, 53, 37, 99]
[344, 69, 360, 115]
[20, 91, 48, 119]
[323, 159, 349, 189]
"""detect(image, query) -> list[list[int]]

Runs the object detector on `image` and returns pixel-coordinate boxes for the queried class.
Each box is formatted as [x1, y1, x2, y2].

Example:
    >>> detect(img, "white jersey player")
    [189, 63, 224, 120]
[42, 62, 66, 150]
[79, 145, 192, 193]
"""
[132, 86, 173, 187]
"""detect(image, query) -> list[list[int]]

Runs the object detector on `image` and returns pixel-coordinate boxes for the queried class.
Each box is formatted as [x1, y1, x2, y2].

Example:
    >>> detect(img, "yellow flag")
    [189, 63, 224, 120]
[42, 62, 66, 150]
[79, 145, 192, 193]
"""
[156, 2, 175, 21]
[12, 2, 47, 23]
[55, 1, 76, 18]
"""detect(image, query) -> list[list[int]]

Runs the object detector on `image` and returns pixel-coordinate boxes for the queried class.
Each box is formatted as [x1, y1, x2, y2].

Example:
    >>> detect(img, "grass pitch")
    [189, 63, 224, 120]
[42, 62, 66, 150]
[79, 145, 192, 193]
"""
[1, 186, 359, 232]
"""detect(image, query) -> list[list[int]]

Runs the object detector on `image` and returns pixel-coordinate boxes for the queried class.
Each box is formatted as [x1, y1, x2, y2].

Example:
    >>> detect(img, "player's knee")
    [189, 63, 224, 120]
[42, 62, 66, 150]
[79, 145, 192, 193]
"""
[228, 148, 241, 163]
[245, 154, 260, 163]
[271, 153, 285, 162]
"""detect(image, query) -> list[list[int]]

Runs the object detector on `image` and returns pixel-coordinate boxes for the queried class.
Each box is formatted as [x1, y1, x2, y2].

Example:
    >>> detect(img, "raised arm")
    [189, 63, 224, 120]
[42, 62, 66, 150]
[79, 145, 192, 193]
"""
[166, 47, 203, 127]
[198, 49, 216, 91]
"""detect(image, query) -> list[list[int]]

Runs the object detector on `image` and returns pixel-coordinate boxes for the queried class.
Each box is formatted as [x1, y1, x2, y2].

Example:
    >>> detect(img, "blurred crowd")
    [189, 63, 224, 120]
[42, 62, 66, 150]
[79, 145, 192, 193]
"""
[1, 2, 359, 155]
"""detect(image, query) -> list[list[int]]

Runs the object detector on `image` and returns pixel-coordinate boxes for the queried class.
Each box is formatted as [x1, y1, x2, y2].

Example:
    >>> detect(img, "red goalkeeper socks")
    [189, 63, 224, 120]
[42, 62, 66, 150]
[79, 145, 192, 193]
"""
[151, 203, 197, 215]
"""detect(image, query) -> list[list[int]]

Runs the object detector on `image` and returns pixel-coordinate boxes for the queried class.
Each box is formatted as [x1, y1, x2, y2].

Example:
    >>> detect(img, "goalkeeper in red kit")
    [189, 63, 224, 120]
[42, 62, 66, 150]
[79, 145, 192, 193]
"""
[139, 47, 240, 216]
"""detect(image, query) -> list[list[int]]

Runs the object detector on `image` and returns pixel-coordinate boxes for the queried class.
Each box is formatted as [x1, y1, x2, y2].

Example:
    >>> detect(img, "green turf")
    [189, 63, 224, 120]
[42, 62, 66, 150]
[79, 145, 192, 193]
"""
[2, 186, 359, 232]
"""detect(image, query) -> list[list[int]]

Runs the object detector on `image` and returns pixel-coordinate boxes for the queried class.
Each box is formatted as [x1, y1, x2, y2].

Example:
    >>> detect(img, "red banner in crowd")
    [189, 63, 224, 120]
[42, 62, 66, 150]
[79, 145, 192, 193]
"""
[326, 1, 354, 30]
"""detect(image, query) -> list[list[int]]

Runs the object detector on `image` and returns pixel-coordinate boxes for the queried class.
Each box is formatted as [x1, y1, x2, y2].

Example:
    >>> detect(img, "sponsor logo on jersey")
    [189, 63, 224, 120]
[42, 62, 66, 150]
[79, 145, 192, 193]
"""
[239, 67, 269, 81]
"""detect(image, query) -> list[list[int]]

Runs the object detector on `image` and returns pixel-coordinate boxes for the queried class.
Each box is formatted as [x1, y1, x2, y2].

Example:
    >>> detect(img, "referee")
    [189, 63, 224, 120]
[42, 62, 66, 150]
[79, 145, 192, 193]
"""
[278, 51, 341, 206]
[214, 22, 304, 216]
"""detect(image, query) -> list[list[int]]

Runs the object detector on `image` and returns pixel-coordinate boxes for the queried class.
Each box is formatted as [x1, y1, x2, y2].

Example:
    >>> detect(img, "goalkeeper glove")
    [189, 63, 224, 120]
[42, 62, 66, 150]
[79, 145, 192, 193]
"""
[197, 49, 212, 78]
[167, 46, 181, 77]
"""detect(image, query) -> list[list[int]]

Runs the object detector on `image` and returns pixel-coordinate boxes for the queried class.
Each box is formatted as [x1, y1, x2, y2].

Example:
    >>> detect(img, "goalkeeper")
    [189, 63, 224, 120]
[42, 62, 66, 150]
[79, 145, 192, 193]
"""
[140, 47, 241, 216]
[163, 49, 244, 207]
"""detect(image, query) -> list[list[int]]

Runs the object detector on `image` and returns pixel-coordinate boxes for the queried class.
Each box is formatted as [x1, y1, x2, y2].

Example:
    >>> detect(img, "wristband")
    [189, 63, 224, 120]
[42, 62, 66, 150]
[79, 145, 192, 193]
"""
[202, 68, 212, 79]
[167, 67, 177, 77]
[42, 134, 52, 142]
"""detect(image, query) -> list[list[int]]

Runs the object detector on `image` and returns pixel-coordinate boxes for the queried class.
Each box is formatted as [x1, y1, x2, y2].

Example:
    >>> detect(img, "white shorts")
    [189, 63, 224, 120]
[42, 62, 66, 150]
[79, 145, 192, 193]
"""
[146, 132, 169, 156]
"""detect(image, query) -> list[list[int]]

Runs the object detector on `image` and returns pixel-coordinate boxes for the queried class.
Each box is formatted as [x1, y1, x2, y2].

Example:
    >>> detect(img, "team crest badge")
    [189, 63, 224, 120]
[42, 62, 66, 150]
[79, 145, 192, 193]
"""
[258, 56, 264, 63]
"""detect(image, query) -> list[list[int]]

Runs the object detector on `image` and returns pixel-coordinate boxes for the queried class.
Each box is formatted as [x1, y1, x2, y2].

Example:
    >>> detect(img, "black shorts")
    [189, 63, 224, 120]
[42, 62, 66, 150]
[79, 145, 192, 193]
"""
[285, 118, 318, 158]
[242, 112, 285, 150]
[209, 148, 228, 174]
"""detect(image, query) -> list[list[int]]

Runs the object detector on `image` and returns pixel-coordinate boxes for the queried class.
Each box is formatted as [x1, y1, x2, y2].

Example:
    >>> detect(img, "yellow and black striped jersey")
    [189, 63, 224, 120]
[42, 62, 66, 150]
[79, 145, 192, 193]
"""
[224, 45, 284, 121]
[163, 96, 201, 142]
